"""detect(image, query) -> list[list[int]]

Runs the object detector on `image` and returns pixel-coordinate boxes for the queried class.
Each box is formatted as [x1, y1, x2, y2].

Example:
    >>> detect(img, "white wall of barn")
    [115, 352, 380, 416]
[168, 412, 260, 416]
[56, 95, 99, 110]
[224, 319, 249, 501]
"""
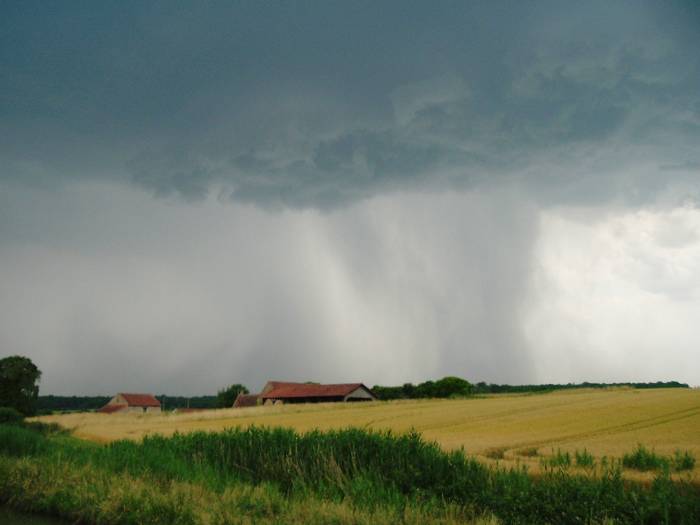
[343, 387, 375, 400]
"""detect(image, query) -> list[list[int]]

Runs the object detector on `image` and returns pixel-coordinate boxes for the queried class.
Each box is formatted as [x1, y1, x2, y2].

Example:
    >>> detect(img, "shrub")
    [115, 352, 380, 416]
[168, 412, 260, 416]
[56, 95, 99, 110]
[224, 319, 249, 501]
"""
[0, 424, 48, 456]
[22, 421, 67, 436]
[622, 444, 669, 471]
[672, 450, 696, 472]
[0, 407, 24, 424]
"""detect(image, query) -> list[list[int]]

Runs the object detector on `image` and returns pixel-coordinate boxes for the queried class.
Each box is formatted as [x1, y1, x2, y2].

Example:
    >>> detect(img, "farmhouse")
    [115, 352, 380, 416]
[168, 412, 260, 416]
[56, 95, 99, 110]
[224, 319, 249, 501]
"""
[98, 393, 161, 414]
[232, 381, 376, 406]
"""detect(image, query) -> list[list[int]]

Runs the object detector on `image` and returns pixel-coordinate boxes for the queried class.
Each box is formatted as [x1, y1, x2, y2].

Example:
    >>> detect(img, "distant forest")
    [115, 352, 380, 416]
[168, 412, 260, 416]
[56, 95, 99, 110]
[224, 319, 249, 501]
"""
[37, 395, 218, 413]
[37, 380, 689, 412]
[371, 380, 689, 400]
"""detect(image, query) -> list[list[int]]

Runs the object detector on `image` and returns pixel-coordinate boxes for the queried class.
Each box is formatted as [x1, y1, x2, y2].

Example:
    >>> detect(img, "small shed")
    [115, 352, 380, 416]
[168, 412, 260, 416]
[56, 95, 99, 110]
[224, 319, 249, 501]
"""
[98, 393, 161, 414]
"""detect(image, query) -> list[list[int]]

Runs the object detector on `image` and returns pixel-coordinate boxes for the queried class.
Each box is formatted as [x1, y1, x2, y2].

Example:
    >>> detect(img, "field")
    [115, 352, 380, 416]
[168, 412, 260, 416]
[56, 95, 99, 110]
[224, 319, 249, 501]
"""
[39, 387, 700, 481]
[0, 387, 697, 524]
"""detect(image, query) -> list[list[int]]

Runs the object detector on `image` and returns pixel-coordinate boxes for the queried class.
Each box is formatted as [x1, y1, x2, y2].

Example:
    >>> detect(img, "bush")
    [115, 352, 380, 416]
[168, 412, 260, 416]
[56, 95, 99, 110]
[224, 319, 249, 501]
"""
[623, 444, 669, 471]
[22, 421, 66, 436]
[0, 407, 24, 424]
[672, 450, 696, 472]
[0, 424, 48, 456]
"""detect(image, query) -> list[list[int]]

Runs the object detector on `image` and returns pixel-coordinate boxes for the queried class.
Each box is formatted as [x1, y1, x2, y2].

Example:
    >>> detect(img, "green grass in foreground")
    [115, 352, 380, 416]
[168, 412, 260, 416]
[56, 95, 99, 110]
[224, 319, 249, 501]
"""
[1, 424, 699, 524]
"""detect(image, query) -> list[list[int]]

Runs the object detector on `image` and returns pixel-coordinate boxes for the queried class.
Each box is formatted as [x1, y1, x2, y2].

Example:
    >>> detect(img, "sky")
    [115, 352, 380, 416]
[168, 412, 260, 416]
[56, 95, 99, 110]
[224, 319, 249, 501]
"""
[1, 1, 699, 395]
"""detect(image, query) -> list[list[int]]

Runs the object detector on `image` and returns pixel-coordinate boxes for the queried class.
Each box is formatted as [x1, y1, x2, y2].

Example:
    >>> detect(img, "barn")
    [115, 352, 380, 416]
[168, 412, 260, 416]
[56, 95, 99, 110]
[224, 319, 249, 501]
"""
[257, 381, 376, 405]
[233, 393, 261, 408]
[98, 393, 161, 414]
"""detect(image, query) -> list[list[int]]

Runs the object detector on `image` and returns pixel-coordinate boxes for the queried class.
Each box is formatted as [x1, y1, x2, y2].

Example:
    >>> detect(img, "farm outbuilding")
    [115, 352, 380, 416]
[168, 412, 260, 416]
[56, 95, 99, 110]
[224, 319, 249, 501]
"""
[258, 381, 376, 405]
[98, 393, 161, 414]
[233, 393, 261, 408]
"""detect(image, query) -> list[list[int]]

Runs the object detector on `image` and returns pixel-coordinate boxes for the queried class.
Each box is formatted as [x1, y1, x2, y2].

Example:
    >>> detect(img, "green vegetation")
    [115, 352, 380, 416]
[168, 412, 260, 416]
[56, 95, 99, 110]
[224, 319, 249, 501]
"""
[471, 380, 689, 395]
[216, 383, 250, 408]
[0, 407, 24, 425]
[1, 424, 699, 524]
[673, 450, 696, 472]
[623, 445, 697, 473]
[371, 378, 688, 400]
[37, 394, 221, 412]
[0, 355, 42, 416]
[575, 449, 596, 469]
[372, 376, 474, 400]
[623, 445, 667, 471]
[542, 449, 571, 468]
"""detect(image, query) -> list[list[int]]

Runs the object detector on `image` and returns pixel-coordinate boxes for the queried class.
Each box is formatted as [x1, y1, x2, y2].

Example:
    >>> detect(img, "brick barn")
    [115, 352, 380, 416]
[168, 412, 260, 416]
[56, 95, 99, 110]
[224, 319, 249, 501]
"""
[234, 381, 376, 407]
[98, 393, 161, 414]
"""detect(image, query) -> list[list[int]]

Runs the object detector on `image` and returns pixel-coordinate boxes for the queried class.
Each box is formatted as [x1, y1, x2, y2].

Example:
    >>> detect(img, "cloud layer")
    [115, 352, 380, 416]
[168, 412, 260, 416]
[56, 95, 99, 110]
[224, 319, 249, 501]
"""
[2, 2, 699, 207]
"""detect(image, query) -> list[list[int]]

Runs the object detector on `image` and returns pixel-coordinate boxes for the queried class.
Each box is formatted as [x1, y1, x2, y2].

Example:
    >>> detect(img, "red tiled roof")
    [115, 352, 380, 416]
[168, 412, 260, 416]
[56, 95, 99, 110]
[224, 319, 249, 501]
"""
[261, 381, 300, 394]
[119, 393, 161, 407]
[261, 382, 368, 399]
[233, 394, 260, 408]
[98, 404, 127, 414]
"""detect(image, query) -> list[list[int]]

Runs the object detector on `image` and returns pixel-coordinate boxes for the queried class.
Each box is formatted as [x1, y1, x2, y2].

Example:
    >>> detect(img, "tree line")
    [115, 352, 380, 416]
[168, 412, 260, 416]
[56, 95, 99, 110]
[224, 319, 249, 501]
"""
[371, 376, 474, 400]
[1, 354, 690, 414]
[371, 379, 689, 400]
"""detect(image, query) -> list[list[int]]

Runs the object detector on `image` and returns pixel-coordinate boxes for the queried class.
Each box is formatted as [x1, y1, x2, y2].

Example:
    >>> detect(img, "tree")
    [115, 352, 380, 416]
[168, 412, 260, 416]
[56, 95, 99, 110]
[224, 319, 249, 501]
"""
[432, 376, 473, 398]
[0, 355, 42, 416]
[216, 383, 249, 408]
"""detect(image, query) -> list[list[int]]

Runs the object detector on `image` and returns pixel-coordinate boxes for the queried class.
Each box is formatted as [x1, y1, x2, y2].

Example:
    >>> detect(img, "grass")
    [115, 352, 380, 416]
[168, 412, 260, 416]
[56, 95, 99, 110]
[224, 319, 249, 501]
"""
[1, 423, 700, 524]
[542, 449, 571, 468]
[0, 456, 492, 525]
[516, 447, 539, 457]
[575, 448, 596, 468]
[484, 447, 506, 460]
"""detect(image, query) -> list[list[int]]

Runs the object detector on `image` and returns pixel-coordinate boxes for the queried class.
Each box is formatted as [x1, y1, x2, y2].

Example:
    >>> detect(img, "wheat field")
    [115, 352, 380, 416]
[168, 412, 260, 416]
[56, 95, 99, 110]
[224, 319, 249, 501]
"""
[39, 387, 700, 480]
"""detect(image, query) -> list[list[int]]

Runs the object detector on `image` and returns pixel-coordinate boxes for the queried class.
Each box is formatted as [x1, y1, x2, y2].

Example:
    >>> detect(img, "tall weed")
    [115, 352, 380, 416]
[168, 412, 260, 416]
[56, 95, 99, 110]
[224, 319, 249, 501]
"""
[1, 424, 699, 524]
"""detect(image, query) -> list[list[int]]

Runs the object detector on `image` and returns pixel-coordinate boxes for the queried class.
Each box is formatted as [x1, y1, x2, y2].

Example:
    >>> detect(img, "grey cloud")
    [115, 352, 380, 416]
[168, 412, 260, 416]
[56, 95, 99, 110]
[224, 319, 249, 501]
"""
[659, 161, 700, 172]
[2, 2, 699, 209]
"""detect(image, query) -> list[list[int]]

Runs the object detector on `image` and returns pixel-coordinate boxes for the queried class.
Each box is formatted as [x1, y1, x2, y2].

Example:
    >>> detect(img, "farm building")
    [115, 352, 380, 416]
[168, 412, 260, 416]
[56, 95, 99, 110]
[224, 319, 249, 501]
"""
[232, 381, 376, 407]
[233, 393, 261, 408]
[98, 393, 161, 414]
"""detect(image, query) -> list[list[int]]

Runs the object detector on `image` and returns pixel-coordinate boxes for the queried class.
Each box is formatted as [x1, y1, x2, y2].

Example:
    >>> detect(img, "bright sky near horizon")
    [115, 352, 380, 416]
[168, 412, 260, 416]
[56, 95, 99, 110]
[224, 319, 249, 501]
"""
[1, 1, 699, 394]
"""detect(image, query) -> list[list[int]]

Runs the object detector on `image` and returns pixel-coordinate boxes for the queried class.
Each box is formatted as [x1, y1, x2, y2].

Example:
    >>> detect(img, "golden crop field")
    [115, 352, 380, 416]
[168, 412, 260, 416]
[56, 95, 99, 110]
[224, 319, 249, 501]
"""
[40, 388, 700, 481]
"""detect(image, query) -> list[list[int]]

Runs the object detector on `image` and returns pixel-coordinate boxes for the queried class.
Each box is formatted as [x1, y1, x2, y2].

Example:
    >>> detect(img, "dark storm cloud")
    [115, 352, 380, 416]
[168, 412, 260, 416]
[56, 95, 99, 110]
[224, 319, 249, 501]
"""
[2, 1, 699, 207]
